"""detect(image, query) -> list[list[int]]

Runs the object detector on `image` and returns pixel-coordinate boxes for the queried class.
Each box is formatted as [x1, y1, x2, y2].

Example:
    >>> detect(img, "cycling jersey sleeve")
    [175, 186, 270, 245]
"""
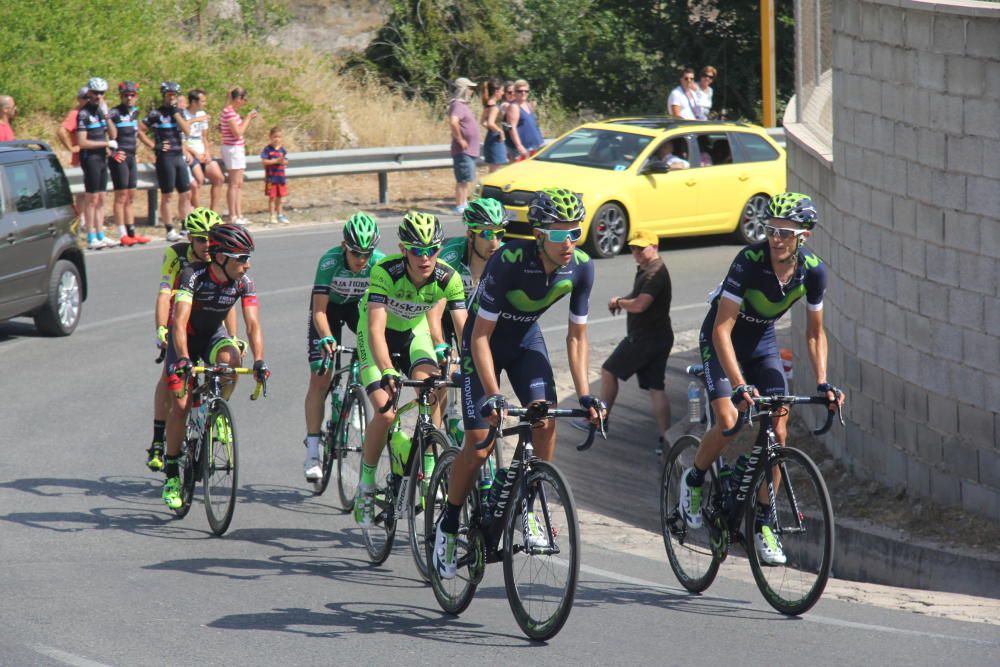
[311, 248, 339, 297]
[719, 248, 754, 305]
[174, 265, 197, 304]
[805, 255, 827, 311]
[366, 262, 392, 306]
[239, 276, 259, 307]
[568, 250, 594, 324]
[475, 254, 513, 322]
[159, 245, 183, 294]
[440, 264, 467, 311]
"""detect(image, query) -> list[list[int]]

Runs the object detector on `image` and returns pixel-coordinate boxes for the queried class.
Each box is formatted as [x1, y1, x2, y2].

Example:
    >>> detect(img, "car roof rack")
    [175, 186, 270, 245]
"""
[0, 140, 54, 153]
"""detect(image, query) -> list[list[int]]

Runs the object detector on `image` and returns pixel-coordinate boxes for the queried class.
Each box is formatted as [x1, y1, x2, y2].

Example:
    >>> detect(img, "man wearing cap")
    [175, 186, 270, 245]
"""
[0, 95, 16, 141]
[574, 229, 674, 453]
[447, 77, 481, 215]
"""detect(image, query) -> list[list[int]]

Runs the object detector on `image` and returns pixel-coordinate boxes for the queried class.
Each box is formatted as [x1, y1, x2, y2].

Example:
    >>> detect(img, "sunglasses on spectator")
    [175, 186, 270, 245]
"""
[348, 249, 373, 258]
[474, 229, 505, 241]
[538, 227, 583, 243]
[516, 89, 529, 93]
[221, 252, 252, 263]
[764, 225, 807, 241]
[404, 244, 441, 257]
[703, 75, 715, 80]
[682, 77, 694, 81]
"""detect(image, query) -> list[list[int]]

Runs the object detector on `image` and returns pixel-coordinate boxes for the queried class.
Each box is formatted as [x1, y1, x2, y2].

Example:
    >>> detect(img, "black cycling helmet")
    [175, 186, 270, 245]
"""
[118, 81, 140, 95]
[527, 187, 585, 227]
[208, 223, 255, 256]
[160, 81, 182, 95]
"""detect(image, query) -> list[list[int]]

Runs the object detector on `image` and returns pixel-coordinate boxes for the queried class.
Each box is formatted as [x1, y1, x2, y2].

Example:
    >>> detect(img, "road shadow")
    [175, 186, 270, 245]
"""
[207, 600, 536, 645]
[0, 318, 44, 343]
[238, 483, 349, 517]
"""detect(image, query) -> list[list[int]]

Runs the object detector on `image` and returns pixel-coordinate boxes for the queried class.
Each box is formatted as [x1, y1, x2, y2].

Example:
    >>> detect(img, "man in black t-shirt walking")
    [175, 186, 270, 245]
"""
[573, 229, 674, 453]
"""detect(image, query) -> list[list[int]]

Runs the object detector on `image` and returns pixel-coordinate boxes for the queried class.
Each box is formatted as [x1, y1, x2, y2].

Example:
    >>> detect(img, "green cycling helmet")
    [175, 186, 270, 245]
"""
[463, 197, 509, 229]
[398, 211, 443, 246]
[766, 192, 818, 230]
[184, 207, 223, 236]
[527, 187, 585, 227]
[344, 211, 381, 251]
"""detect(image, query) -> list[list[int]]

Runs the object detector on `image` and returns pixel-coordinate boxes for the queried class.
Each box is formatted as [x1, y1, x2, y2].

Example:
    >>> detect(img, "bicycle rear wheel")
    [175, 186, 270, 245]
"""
[203, 400, 239, 536]
[335, 385, 368, 510]
[174, 436, 199, 519]
[502, 460, 579, 642]
[362, 430, 396, 564]
[660, 435, 720, 593]
[408, 428, 449, 581]
[426, 448, 480, 614]
[745, 446, 833, 616]
[314, 384, 340, 497]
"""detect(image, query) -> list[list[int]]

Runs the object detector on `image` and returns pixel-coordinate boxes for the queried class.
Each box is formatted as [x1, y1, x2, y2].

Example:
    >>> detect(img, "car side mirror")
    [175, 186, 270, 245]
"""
[641, 159, 670, 175]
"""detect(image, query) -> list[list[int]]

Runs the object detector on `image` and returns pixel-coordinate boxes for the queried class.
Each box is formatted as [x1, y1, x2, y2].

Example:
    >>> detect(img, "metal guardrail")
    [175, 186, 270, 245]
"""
[63, 128, 786, 221]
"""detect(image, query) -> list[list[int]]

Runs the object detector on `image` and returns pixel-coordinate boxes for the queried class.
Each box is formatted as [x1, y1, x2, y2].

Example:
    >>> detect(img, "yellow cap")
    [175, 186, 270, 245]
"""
[627, 229, 659, 248]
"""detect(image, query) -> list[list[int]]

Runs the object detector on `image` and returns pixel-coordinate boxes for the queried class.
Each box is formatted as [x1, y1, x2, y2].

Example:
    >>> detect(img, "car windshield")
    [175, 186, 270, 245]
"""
[535, 128, 653, 171]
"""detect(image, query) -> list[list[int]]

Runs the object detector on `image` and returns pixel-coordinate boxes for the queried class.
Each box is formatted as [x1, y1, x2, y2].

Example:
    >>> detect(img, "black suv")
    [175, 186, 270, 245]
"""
[0, 141, 87, 335]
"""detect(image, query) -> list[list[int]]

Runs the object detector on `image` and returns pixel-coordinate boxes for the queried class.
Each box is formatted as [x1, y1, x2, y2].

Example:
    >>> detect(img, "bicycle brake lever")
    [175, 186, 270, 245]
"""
[155, 348, 166, 364]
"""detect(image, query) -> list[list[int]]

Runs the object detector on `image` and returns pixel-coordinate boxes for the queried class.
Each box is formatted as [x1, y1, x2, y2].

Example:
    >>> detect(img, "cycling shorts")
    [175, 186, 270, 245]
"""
[155, 152, 191, 194]
[460, 323, 557, 430]
[356, 312, 436, 393]
[307, 301, 360, 370]
[80, 151, 108, 193]
[165, 326, 240, 369]
[108, 153, 137, 191]
[699, 323, 787, 404]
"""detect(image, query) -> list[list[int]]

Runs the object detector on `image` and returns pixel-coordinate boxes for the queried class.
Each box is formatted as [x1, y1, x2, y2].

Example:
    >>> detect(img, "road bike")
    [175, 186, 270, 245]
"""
[660, 364, 840, 615]
[314, 346, 367, 508]
[363, 373, 460, 580]
[174, 364, 266, 536]
[425, 399, 605, 641]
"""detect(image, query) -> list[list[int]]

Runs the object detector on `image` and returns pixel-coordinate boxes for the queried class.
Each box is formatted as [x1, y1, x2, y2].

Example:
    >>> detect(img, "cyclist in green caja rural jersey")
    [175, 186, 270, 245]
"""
[353, 212, 467, 528]
[679, 192, 845, 568]
[433, 187, 607, 580]
[302, 212, 385, 483]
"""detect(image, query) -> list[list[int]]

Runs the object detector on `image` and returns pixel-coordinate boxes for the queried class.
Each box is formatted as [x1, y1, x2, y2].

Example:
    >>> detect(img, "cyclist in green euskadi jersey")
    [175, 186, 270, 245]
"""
[353, 212, 468, 528]
[433, 187, 606, 579]
[302, 212, 385, 483]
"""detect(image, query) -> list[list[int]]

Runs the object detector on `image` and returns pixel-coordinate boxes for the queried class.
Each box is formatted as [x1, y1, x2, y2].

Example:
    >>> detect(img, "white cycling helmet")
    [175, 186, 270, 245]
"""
[87, 77, 109, 93]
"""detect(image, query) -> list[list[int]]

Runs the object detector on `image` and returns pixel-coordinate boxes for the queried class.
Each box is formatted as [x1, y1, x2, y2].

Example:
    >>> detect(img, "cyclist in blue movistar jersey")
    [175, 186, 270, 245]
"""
[302, 212, 385, 482]
[678, 192, 845, 566]
[433, 187, 606, 578]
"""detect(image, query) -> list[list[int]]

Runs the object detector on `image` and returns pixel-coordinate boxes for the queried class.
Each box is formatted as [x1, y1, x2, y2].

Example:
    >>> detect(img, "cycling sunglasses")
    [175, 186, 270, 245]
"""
[474, 228, 505, 241]
[348, 248, 373, 258]
[404, 244, 441, 257]
[189, 235, 210, 244]
[764, 225, 807, 241]
[538, 227, 583, 243]
[221, 252, 252, 263]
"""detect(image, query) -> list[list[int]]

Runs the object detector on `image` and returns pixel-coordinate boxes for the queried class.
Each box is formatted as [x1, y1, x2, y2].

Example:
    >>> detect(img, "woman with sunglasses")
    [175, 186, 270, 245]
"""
[433, 187, 606, 579]
[108, 81, 150, 247]
[352, 212, 467, 529]
[146, 207, 228, 472]
[677, 192, 844, 567]
[302, 212, 386, 483]
[695, 66, 717, 120]
[504, 79, 543, 162]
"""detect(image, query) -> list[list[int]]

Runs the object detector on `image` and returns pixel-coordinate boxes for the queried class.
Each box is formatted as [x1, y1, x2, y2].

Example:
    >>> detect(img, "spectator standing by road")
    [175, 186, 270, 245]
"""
[448, 77, 480, 215]
[108, 81, 150, 246]
[184, 89, 225, 212]
[480, 77, 507, 173]
[668, 68, 702, 120]
[505, 79, 543, 161]
[56, 88, 90, 226]
[139, 82, 194, 241]
[260, 126, 289, 224]
[573, 229, 674, 454]
[0, 95, 16, 141]
[695, 66, 717, 119]
[77, 78, 117, 250]
[220, 87, 258, 226]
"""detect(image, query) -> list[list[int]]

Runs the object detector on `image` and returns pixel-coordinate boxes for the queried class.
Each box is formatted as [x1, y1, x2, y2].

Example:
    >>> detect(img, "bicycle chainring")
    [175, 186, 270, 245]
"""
[467, 526, 486, 584]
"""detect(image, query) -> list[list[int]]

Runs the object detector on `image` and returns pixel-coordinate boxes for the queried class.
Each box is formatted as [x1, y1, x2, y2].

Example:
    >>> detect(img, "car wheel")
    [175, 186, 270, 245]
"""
[34, 259, 82, 336]
[734, 193, 770, 244]
[584, 203, 628, 259]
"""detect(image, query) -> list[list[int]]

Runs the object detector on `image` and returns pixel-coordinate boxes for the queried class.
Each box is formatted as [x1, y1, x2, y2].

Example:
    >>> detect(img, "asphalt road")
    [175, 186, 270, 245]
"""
[1, 220, 997, 665]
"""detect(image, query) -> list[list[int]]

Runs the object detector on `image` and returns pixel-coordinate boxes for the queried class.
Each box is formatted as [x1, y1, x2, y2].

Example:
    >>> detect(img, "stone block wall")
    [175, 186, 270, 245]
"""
[784, 0, 1000, 520]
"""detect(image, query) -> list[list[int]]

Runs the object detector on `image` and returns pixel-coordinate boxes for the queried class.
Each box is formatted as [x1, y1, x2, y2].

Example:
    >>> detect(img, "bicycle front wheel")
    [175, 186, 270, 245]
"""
[408, 428, 449, 581]
[315, 384, 341, 497]
[362, 429, 396, 564]
[203, 400, 239, 536]
[502, 460, 579, 642]
[334, 385, 368, 510]
[745, 446, 834, 616]
[660, 435, 720, 593]
[425, 449, 479, 615]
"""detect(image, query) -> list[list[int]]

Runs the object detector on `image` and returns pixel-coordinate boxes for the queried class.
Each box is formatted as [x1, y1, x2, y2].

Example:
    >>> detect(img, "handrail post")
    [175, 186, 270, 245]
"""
[147, 189, 159, 228]
[378, 171, 388, 205]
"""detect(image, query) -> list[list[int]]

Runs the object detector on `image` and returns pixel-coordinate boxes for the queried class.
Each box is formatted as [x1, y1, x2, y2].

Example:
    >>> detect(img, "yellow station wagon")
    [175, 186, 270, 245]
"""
[479, 117, 786, 258]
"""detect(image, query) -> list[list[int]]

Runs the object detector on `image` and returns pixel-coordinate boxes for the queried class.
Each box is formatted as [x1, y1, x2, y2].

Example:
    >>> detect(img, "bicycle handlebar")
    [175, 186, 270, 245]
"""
[175, 365, 267, 401]
[155, 347, 166, 364]
[721, 395, 843, 437]
[316, 345, 357, 375]
[378, 372, 460, 414]
[471, 399, 607, 452]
